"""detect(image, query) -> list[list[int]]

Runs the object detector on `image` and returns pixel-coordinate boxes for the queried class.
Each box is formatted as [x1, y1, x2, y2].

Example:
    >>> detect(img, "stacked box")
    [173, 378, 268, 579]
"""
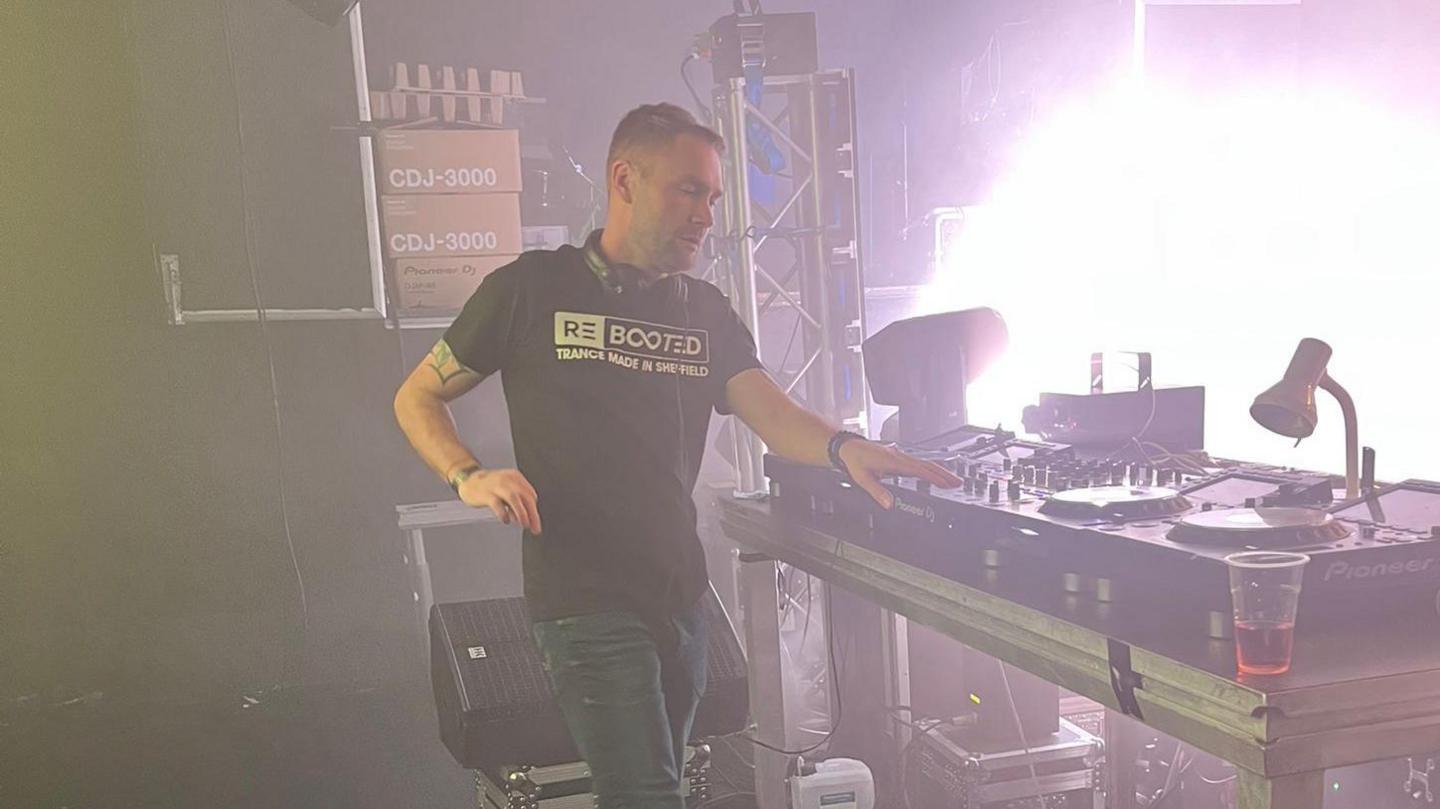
[475, 746, 712, 809]
[376, 128, 524, 316]
[904, 718, 1102, 809]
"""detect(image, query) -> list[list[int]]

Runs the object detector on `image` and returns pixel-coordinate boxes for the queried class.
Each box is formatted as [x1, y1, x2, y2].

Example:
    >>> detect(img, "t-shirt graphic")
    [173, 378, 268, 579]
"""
[554, 311, 711, 377]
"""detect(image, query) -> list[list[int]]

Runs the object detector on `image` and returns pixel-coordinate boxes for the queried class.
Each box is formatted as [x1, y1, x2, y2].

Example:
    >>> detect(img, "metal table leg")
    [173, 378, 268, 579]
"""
[1107, 711, 1144, 809]
[1237, 769, 1325, 809]
[738, 553, 789, 809]
[879, 610, 912, 754]
[406, 527, 433, 642]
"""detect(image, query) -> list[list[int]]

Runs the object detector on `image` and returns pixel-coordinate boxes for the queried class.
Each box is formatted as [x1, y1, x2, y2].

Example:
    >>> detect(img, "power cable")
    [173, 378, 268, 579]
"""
[219, 0, 309, 630]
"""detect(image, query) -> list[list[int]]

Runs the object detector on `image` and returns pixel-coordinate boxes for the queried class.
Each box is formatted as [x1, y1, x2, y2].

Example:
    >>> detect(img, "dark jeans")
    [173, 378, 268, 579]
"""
[532, 599, 709, 809]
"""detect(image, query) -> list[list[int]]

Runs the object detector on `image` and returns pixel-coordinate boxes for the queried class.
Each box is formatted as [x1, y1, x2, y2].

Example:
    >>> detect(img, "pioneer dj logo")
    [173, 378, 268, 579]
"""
[554, 311, 710, 376]
[894, 497, 936, 523]
[1323, 557, 1438, 582]
[466, 645, 488, 660]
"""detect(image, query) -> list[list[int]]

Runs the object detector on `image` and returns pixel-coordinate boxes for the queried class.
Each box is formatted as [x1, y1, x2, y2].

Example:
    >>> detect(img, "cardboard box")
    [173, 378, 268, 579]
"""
[378, 129, 522, 195]
[393, 255, 515, 315]
[486, 69, 512, 96]
[381, 194, 522, 259]
[522, 225, 571, 252]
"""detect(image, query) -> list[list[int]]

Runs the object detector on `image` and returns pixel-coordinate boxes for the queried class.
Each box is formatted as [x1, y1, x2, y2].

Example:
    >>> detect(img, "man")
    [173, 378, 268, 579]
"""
[394, 103, 959, 809]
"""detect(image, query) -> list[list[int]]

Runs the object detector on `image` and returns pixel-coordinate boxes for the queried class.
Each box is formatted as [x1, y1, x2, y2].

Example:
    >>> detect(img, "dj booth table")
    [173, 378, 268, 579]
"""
[717, 496, 1440, 809]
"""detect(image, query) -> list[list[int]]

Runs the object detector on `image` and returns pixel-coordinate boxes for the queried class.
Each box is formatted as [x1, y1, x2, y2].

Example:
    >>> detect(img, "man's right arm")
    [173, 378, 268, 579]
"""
[393, 339, 542, 533]
[393, 339, 486, 483]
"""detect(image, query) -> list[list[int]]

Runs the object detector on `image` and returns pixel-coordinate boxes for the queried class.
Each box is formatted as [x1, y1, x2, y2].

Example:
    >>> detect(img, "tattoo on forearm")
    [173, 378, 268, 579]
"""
[427, 341, 469, 385]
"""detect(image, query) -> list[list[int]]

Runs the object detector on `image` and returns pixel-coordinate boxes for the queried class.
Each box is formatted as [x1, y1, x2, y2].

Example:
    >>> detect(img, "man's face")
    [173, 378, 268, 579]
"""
[624, 134, 723, 274]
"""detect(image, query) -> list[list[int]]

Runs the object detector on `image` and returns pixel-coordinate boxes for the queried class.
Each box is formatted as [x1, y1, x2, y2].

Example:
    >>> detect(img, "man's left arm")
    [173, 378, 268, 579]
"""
[724, 368, 962, 508]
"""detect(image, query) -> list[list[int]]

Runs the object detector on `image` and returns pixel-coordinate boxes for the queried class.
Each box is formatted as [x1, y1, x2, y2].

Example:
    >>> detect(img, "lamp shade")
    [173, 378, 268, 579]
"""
[1249, 338, 1332, 439]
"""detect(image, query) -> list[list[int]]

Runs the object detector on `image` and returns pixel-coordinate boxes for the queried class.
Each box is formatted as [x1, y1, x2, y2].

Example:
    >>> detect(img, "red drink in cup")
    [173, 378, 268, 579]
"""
[1224, 552, 1309, 676]
[1234, 620, 1295, 675]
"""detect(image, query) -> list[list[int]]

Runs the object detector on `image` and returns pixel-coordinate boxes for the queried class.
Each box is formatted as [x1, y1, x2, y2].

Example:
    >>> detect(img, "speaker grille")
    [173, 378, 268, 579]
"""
[431, 593, 749, 773]
[443, 598, 553, 718]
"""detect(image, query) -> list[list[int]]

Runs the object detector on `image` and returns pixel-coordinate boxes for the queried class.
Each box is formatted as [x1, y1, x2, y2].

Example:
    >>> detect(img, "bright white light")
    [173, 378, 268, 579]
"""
[920, 80, 1440, 479]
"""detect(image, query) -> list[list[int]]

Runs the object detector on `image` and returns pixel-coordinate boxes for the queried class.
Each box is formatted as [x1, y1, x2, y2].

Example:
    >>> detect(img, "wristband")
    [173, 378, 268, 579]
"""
[448, 464, 483, 493]
[826, 431, 865, 474]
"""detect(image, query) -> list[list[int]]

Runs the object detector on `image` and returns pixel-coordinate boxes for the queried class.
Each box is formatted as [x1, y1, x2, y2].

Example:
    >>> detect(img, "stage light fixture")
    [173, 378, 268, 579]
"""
[863, 307, 1009, 444]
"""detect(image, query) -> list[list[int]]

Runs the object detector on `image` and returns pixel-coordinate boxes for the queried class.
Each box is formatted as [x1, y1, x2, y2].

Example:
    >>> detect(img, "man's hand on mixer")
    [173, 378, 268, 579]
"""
[838, 440, 964, 510]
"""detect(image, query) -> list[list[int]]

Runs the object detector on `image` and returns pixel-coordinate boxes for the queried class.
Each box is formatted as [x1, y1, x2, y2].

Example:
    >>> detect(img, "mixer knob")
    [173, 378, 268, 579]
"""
[1244, 497, 1257, 509]
[977, 472, 989, 488]
[1095, 578, 1115, 603]
[1002, 457, 1013, 472]
[1053, 476, 1070, 491]
[1007, 480, 1022, 501]
[1201, 502, 1214, 512]
[988, 482, 1001, 503]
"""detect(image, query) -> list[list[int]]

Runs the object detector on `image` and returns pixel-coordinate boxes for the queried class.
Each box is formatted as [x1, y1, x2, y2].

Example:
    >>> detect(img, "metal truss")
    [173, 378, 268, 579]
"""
[712, 69, 869, 495]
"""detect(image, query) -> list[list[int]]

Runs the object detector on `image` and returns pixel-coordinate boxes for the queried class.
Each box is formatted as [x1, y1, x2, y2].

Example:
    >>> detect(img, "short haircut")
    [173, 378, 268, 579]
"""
[605, 103, 726, 175]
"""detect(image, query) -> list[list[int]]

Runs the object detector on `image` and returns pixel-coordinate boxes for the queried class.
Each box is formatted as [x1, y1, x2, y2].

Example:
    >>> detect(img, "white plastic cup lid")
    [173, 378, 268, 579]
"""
[1223, 551, 1311, 569]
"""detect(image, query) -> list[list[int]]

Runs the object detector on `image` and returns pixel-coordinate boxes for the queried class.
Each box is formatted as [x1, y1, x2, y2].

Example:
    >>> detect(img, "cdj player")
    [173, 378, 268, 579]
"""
[765, 428, 1440, 637]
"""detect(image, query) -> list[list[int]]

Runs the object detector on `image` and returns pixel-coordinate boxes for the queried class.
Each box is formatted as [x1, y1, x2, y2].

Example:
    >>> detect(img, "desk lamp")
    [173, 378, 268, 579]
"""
[1249, 338, 1360, 499]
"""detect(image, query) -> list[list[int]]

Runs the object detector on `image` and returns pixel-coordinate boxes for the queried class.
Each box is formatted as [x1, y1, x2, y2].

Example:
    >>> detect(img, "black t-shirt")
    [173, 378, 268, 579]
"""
[443, 244, 763, 622]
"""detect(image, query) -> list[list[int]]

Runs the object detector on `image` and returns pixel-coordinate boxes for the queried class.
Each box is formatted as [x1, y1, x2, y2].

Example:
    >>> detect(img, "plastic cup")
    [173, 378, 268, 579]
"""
[1224, 551, 1309, 675]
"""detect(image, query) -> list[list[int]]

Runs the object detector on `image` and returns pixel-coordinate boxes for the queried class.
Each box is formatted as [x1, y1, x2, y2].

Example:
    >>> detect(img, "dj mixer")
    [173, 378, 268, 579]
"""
[766, 426, 1440, 636]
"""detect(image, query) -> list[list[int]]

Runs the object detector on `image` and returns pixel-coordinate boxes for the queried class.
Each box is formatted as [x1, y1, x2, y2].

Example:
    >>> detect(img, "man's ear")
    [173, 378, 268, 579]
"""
[611, 159, 637, 206]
